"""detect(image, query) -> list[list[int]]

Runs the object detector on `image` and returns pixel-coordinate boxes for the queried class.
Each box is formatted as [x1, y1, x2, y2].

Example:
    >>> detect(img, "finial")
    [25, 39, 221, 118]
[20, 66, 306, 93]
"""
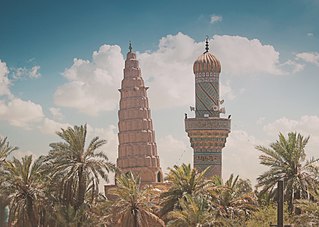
[129, 41, 132, 53]
[205, 35, 209, 53]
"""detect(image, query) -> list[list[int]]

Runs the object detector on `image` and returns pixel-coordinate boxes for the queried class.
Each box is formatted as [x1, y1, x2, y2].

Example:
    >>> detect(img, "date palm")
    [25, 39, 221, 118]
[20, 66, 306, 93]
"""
[0, 137, 18, 164]
[2, 155, 46, 227]
[208, 174, 257, 222]
[0, 137, 18, 227]
[256, 132, 319, 213]
[160, 163, 211, 217]
[45, 124, 115, 220]
[294, 186, 319, 224]
[167, 194, 218, 227]
[109, 172, 165, 227]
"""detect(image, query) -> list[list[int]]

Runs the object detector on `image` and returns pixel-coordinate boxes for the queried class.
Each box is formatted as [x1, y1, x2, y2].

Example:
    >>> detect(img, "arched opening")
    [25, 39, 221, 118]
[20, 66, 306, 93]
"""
[157, 171, 162, 182]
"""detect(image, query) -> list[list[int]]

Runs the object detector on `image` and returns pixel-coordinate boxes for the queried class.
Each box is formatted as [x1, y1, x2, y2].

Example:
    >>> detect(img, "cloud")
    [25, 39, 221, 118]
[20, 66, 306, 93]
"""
[11, 149, 38, 161]
[220, 81, 235, 100]
[49, 107, 64, 121]
[210, 15, 223, 24]
[40, 118, 71, 135]
[138, 33, 203, 109]
[213, 35, 284, 75]
[296, 52, 319, 66]
[279, 60, 305, 73]
[263, 115, 319, 158]
[13, 65, 41, 79]
[223, 130, 266, 184]
[141, 33, 288, 108]
[86, 124, 118, 163]
[54, 45, 124, 116]
[157, 135, 193, 173]
[55, 33, 294, 113]
[307, 33, 314, 37]
[263, 115, 319, 138]
[0, 60, 12, 97]
[0, 98, 44, 129]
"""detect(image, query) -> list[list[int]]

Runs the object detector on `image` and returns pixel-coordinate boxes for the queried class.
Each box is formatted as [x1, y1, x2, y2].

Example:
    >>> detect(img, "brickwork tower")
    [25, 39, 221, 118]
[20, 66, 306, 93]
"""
[117, 43, 163, 184]
[185, 38, 231, 177]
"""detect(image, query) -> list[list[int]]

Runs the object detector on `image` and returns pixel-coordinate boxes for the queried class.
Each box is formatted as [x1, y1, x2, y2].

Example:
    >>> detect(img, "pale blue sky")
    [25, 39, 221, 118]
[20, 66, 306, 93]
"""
[1, 0, 318, 184]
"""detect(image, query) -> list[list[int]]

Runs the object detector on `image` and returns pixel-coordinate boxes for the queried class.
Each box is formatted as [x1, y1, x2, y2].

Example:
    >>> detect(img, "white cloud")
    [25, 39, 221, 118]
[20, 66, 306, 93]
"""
[13, 65, 41, 79]
[54, 45, 124, 116]
[11, 149, 38, 161]
[220, 81, 235, 100]
[0, 98, 44, 129]
[307, 33, 314, 37]
[157, 135, 193, 173]
[40, 118, 71, 135]
[263, 115, 319, 158]
[223, 130, 266, 184]
[49, 107, 63, 121]
[212, 35, 284, 75]
[54, 33, 294, 112]
[296, 52, 319, 66]
[0, 60, 12, 97]
[141, 33, 288, 109]
[86, 124, 118, 163]
[138, 33, 203, 109]
[280, 60, 305, 74]
[210, 15, 223, 24]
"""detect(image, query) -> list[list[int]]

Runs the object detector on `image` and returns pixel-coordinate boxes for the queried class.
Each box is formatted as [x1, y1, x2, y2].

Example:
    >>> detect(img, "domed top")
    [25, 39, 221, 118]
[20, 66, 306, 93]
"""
[193, 38, 221, 74]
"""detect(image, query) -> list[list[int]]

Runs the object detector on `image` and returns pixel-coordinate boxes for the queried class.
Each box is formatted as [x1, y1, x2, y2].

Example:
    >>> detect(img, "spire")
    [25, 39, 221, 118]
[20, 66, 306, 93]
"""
[129, 41, 132, 53]
[205, 35, 209, 53]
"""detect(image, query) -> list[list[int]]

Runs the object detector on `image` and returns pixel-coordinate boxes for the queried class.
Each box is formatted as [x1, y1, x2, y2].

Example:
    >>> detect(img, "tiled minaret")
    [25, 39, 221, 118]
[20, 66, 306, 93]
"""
[117, 43, 163, 184]
[185, 37, 231, 177]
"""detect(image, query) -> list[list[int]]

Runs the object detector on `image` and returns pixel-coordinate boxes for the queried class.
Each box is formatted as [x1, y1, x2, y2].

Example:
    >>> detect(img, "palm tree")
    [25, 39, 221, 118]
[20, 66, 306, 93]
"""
[0, 137, 18, 164]
[2, 155, 46, 227]
[46, 124, 115, 210]
[294, 186, 319, 225]
[0, 137, 18, 227]
[208, 174, 257, 222]
[160, 164, 211, 217]
[256, 132, 319, 213]
[246, 203, 294, 227]
[109, 172, 165, 227]
[167, 194, 218, 227]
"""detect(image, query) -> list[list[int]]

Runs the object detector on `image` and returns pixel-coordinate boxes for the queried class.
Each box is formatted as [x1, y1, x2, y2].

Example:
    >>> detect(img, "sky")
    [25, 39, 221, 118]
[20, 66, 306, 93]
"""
[1, 0, 319, 186]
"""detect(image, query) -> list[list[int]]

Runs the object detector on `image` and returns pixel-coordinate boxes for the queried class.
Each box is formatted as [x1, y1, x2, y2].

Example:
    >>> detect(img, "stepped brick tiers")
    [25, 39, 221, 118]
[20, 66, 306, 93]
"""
[185, 38, 231, 178]
[116, 43, 163, 184]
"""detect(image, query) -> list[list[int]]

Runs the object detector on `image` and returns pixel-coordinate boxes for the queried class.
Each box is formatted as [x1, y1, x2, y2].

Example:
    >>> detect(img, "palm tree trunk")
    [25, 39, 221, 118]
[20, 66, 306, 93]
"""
[77, 167, 86, 210]
[294, 190, 301, 215]
[76, 167, 86, 227]
[0, 200, 6, 227]
[26, 196, 37, 227]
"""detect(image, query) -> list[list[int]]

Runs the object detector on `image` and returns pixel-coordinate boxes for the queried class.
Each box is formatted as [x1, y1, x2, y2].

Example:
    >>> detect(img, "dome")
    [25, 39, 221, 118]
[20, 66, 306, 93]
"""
[193, 38, 221, 74]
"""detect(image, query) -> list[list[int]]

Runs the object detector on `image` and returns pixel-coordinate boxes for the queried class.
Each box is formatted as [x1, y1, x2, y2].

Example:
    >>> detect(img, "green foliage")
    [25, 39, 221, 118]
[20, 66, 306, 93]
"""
[294, 186, 319, 224]
[0, 137, 18, 226]
[160, 163, 211, 217]
[110, 172, 165, 227]
[46, 124, 115, 206]
[0, 130, 318, 226]
[1, 155, 47, 226]
[0, 137, 18, 164]
[246, 204, 294, 227]
[256, 132, 319, 213]
[208, 174, 258, 224]
[167, 194, 217, 227]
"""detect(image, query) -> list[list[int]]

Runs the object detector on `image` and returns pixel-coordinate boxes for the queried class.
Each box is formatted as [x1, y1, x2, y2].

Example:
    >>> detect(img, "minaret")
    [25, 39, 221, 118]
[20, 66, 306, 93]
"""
[117, 43, 163, 184]
[185, 37, 231, 177]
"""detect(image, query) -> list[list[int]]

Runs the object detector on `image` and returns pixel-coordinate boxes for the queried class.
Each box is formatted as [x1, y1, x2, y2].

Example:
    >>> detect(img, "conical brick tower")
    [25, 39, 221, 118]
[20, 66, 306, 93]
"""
[116, 43, 163, 184]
